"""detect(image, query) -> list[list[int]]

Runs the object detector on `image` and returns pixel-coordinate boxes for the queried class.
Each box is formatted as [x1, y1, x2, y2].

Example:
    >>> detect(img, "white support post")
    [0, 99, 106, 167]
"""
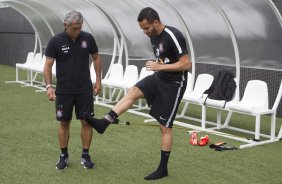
[216, 110, 222, 129]
[102, 86, 106, 102]
[270, 113, 276, 140]
[201, 105, 206, 129]
[16, 67, 19, 82]
[180, 102, 189, 117]
[277, 125, 282, 139]
[255, 115, 261, 140]
[223, 111, 233, 127]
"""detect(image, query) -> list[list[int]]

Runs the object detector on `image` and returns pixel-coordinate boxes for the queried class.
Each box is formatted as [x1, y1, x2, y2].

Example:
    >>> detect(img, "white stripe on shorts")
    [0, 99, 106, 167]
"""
[166, 72, 185, 127]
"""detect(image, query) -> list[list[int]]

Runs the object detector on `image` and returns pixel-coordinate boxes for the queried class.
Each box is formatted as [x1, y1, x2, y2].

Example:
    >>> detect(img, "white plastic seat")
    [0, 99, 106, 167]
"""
[138, 67, 154, 81]
[17, 53, 42, 86]
[28, 53, 43, 86]
[135, 67, 154, 110]
[201, 78, 239, 129]
[31, 55, 46, 74]
[113, 65, 139, 89]
[38, 55, 46, 73]
[101, 63, 123, 102]
[178, 73, 214, 128]
[29, 53, 43, 84]
[15, 52, 35, 70]
[90, 62, 96, 84]
[225, 80, 281, 148]
[102, 63, 123, 86]
[185, 72, 194, 94]
[111, 65, 139, 102]
[13, 52, 35, 84]
[90, 62, 102, 102]
[29, 53, 43, 72]
[182, 73, 214, 103]
[227, 80, 268, 114]
[32, 55, 48, 92]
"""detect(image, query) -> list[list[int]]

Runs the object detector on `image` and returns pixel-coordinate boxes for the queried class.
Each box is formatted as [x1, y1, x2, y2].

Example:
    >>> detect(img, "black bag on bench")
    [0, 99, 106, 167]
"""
[203, 70, 236, 107]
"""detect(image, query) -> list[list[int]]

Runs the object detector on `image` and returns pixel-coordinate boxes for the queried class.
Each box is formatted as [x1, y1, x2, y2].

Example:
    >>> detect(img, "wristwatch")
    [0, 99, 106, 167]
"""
[46, 84, 52, 90]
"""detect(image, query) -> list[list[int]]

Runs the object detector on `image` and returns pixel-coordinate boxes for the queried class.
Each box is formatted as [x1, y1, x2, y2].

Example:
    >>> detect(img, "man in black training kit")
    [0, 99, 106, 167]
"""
[44, 10, 102, 170]
[85, 7, 191, 180]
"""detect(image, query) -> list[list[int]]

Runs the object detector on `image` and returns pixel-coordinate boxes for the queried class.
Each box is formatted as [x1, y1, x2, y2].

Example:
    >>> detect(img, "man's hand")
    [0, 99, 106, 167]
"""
[146, 60, 162, 71]
[93, 82, 102, 96]
[46, 87, 56, 101]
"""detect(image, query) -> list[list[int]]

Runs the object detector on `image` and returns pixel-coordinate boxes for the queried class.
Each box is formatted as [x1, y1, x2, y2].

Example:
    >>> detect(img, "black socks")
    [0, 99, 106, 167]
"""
[84, 110, 119, 134]
[105, 110, 118, 123]
[84, 114, 110, 134]
[144, 150, 170, 180]
[82, 148, 89, 156]
[61, 147, 68, 158]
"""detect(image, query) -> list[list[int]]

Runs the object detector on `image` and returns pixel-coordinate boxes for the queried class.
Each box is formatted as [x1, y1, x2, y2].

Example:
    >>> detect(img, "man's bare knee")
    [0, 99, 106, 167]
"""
[112, 86, 144, 115]
[60, 121, 70, 129]
[160, 125, 172, 134]
[81, 120, 92, 129]
[127, 86, 144, 99]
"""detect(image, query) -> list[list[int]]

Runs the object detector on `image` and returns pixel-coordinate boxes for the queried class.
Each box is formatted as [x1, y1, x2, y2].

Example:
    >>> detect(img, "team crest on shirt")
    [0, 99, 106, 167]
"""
[159, 43, 164, 52]
[156, 48, 160, 58]
[81, 40, 88, 48]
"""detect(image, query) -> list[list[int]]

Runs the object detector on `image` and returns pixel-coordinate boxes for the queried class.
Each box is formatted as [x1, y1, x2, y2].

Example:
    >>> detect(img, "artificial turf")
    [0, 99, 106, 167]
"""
[1, 64, 282, 184]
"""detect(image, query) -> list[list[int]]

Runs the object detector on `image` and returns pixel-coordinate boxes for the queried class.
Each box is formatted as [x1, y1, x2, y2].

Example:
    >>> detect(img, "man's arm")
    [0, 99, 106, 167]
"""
[43, 57, 56, 101]
[91, 53, 102, 96]
[145, 54, 191, 72]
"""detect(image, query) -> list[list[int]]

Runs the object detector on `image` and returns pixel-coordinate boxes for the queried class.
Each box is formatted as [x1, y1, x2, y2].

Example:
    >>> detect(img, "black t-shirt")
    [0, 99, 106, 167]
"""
[45, 31, 98, 94]
[150, 26, 188, 81]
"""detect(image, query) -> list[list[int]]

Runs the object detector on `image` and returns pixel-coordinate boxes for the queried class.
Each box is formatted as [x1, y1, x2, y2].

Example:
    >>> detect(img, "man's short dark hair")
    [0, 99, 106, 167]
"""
[137, 7, 160, 23]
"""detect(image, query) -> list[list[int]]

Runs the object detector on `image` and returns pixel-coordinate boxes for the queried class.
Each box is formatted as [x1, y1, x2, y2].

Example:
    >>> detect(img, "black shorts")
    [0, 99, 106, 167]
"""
[55, 92, 94, 121]
[135, 73, 187, 128]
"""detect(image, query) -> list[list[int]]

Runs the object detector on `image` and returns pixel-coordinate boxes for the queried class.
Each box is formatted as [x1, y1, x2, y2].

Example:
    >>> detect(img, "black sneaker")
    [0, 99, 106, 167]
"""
[81, 154, 95, 169]
[56, 154, 69, 170]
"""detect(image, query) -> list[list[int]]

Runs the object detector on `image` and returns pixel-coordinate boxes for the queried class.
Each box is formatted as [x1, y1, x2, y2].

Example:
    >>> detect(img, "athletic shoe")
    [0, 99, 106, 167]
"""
[56, 154, 69, 170]
[189, 132, 198, 146]
[81, 154, 95, 169]
[198, 135, 209, 146]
